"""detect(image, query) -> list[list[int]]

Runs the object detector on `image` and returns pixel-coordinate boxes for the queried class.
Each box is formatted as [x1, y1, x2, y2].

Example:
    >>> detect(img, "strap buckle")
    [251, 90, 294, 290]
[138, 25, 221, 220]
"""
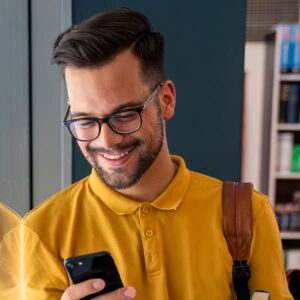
[233, 260, 251, 280]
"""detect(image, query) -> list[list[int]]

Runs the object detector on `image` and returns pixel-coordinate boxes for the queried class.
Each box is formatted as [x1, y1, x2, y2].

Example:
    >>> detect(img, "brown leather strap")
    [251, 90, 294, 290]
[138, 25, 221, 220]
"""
[222, 182, 253, 260]
[286, 268, 300, 284]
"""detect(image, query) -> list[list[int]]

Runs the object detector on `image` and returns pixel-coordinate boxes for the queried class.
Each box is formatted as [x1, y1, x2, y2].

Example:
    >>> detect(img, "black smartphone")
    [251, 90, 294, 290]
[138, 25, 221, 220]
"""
[64, 251, 123, 300]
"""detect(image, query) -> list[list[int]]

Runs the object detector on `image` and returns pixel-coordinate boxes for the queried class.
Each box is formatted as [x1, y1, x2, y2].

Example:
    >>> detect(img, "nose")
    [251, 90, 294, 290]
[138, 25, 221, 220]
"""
[92, 122, 125, 149]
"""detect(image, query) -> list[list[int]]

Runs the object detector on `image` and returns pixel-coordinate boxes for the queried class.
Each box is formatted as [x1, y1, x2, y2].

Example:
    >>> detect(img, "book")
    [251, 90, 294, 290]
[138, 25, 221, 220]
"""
[291, 144, 300, 172]
[291, 24, 300, 74]
[290, 203, 300, 231]
[279, 82, 289, 122]
[276, 204, 286, 230]
[276, 190, 300, 231]
[276, 202, 300, 231]
[280, 25, 293, 73]
[279, 24, 300, 74]
[279, 82, 300, 123]
[277, 132, 294, 173]
[286, 83, 299, 123]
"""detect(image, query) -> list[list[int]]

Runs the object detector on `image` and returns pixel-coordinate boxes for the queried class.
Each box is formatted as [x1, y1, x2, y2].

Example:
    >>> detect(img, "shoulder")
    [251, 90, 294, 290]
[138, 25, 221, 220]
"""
[0, 202, 21, 240]
[189, 170, 223, 189]
[187, 171, 272, 218]
[23, 175, 90, 226]
[181, 170, 223, 208]
[251, 189, 274, 221]
[22, 175, 93, 253]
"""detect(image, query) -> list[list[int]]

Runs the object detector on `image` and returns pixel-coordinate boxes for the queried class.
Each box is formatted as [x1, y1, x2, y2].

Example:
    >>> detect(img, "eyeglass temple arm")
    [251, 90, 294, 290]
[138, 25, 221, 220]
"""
[143, 82, 163, 109]
[63, 106, 71, 122]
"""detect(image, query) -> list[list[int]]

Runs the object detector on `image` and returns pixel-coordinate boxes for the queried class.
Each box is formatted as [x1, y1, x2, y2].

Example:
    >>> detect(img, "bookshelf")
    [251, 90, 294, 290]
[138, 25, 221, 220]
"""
[268, 24, 300, 268]
[280, 74, 300, 82]
[277, 123, 300, 131]
[281, 231, 300, 240]
[275, 173, 300, 180]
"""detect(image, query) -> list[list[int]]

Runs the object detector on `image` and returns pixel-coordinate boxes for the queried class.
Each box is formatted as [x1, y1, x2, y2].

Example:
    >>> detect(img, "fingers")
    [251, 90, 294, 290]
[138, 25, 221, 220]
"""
[61, 278, 105, 300]
[94, 286, 136, 300]
[61, 279, 136, 300]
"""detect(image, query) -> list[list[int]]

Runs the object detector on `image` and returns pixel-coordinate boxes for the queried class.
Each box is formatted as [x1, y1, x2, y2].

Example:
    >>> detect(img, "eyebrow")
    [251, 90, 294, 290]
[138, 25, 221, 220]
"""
[70, 100, 143, 119]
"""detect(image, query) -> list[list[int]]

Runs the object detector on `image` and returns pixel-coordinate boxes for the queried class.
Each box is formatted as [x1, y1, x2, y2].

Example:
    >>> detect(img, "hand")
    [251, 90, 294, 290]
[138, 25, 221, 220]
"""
[61, 278, 136, 300]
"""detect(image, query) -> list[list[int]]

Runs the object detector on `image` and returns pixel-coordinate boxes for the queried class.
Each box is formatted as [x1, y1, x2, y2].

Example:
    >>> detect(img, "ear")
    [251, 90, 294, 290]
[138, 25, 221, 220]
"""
[160, 80, 176, 120]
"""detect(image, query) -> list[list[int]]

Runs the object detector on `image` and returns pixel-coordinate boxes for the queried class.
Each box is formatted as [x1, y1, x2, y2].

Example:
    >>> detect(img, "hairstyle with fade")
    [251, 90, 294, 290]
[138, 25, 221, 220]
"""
[52, 8, 165, 86]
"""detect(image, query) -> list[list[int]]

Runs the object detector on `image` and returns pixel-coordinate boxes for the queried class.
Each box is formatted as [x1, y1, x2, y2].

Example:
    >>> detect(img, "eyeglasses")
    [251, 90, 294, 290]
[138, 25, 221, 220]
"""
[63, 82, 163, 141]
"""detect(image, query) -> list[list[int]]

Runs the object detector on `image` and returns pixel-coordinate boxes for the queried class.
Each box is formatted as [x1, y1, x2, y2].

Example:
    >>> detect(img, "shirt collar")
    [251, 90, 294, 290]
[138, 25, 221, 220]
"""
[88, 155, 190, 215]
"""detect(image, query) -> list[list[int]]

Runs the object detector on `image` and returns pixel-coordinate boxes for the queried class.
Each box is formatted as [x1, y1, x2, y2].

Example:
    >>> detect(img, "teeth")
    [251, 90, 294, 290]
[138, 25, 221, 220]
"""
[101, 152, 129, 160]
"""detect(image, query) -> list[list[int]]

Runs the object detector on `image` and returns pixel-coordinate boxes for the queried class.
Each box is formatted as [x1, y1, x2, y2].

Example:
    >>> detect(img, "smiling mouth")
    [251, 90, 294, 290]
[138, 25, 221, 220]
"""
[100, 151, 129, 160]
[98, 146, 136, 161]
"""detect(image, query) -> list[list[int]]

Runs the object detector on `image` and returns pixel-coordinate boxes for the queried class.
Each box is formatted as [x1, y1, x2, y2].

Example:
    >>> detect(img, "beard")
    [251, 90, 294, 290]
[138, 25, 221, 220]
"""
[85, 110, 164, 190]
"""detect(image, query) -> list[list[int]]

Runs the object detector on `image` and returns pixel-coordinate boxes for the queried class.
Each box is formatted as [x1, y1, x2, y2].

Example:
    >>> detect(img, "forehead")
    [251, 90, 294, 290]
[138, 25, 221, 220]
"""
[65, 50, 145, 95]
[65, 50, 150, 116]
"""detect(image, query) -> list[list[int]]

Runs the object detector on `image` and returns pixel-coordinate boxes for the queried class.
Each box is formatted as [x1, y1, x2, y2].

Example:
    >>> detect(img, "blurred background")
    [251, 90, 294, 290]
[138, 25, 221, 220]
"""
[1, 1, 300, 267]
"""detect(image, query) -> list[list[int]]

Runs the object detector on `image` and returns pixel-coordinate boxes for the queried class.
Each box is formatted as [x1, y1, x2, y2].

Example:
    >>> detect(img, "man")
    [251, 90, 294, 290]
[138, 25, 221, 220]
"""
[23, 8, 292, 300]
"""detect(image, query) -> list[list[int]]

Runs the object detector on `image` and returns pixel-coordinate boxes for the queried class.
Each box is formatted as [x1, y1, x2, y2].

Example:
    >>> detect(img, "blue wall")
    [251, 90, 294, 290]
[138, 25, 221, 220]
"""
[72, 0, 247, 182]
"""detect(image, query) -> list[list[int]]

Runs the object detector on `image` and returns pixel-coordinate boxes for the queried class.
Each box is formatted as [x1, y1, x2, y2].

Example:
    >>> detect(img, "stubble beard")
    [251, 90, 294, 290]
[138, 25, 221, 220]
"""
[86, 111, 164, 190]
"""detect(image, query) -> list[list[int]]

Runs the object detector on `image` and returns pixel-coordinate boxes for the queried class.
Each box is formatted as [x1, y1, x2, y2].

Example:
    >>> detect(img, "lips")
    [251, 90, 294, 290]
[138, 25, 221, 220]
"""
[100, 151, 129, 160]
[94, 145, 136, 167]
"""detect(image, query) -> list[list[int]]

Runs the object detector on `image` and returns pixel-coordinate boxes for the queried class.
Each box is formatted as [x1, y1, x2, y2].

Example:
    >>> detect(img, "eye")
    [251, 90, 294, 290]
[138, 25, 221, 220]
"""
[75, 119, 97, 129]
[111, 111, 139, 123]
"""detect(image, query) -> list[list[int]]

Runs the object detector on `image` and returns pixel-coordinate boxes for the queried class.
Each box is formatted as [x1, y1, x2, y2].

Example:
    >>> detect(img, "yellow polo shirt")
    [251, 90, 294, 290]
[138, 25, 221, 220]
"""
[23, 156, 292, 299]
[0, 202, 21, 299]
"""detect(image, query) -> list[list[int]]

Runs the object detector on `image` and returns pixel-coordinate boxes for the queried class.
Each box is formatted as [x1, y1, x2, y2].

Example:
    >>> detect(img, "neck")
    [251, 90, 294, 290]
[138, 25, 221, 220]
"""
[117, 149, 176, 202]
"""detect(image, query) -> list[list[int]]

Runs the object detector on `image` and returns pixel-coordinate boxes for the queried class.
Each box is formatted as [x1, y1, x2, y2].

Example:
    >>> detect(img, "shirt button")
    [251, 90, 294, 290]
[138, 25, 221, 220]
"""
[144, 229, 153, 237]
[142, 206, 151, 214]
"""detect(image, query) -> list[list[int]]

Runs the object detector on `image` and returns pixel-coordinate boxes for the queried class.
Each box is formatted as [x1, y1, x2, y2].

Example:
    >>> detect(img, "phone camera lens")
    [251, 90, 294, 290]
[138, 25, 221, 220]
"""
[67, 262, 75, 269]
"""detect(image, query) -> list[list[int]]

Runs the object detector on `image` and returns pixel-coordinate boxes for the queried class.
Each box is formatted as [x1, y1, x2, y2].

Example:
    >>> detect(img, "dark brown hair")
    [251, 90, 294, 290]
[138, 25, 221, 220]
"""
[52, 8, 165, 85]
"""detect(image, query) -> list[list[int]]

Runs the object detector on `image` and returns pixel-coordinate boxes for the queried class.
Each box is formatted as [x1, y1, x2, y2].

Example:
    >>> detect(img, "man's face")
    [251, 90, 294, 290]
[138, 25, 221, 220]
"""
[65, 50, 165, 190]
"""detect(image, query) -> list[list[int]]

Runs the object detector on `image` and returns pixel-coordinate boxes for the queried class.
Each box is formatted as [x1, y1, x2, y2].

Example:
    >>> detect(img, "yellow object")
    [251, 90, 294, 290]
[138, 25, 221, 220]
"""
[0, 202, 21, 299]
[23, 156, 292, 299]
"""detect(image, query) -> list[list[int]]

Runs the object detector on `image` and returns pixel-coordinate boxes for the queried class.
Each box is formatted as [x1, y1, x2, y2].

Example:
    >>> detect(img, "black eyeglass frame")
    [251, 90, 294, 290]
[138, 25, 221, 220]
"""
[63, 82, 163, 142]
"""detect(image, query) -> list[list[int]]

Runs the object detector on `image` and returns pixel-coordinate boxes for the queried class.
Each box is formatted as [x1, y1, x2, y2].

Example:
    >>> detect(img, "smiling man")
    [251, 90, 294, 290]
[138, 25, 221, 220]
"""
[63, 52, 174, 199]
[23, 8, 292, 300]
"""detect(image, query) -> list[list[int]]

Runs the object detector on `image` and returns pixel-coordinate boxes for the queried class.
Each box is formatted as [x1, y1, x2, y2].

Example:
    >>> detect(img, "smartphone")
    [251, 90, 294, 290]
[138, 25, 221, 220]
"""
[64, 251, 123, 300]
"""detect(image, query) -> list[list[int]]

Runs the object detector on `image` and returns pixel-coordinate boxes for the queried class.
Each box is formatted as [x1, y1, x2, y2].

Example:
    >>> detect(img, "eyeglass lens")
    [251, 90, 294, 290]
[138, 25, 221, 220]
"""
[69, 110, 142, 141]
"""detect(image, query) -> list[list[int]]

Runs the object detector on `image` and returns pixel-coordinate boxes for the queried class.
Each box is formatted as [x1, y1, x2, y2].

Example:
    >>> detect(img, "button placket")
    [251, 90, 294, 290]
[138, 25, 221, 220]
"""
[139, 204, 161, 275]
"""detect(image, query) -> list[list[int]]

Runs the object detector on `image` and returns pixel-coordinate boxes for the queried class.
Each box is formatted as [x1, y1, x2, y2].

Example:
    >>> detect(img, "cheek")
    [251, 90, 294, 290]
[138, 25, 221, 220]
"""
[141, 108, 159, 131]
[138, 122, 152, 140]
[143, 109, 163, 133]
[77, 141, 90, 155]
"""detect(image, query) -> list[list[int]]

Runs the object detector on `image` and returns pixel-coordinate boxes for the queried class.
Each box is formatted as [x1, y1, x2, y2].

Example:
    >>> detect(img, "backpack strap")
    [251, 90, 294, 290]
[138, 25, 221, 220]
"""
[222, 182, 253, 300]
[286, 269, 300, 299]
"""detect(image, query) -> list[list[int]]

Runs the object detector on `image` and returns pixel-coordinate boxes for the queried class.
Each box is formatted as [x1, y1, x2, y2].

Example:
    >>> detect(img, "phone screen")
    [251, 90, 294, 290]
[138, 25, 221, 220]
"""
[64, 251, 123, 300]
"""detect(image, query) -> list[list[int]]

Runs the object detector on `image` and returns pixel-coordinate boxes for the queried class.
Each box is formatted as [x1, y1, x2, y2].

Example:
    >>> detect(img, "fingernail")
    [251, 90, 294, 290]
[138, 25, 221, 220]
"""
[93, 279, 104, 290]
[123, 287, 136, 298]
